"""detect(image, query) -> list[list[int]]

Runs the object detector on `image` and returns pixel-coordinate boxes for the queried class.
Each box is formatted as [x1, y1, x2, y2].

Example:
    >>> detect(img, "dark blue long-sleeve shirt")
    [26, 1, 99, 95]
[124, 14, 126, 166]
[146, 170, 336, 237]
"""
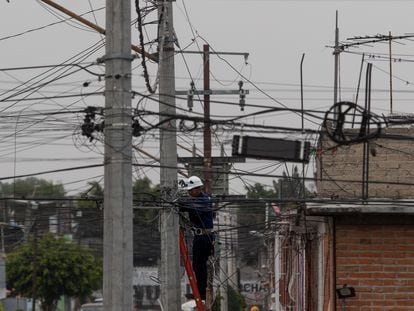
[179, 192, 214, 229]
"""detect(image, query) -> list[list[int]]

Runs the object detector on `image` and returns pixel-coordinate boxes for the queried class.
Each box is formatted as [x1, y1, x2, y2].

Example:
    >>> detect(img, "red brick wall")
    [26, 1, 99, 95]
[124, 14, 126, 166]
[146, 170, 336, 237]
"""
[335, 224, 414, 310]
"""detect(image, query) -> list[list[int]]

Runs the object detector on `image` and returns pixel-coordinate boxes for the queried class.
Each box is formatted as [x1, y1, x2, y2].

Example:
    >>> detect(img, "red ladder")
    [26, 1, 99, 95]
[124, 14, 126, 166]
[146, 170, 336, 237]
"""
[179, 228, 205, 311]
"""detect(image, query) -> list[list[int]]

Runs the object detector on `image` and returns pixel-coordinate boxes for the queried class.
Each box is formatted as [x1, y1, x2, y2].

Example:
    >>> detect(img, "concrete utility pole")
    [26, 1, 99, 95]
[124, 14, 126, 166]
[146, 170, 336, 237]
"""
[158, 0, 181, 309]
[103, 0, 133, 309]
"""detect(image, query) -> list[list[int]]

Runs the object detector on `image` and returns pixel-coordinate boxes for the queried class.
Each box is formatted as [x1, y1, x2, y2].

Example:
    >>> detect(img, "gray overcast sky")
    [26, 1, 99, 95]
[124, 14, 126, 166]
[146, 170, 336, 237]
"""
[1, 0, 414, 195]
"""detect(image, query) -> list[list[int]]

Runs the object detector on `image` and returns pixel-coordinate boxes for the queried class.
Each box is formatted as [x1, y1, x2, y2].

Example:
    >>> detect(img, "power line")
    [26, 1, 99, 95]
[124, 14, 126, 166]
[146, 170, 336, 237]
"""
[0, 7, 105, 42]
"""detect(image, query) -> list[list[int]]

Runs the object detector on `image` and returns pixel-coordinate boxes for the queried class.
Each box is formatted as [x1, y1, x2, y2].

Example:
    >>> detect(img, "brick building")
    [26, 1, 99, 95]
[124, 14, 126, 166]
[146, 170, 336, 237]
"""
[306, 126, 414, 310]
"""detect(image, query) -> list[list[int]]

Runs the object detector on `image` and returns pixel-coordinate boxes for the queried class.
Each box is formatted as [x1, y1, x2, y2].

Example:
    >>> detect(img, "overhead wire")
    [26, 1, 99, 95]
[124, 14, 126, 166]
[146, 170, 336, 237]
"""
[36, 0, 102, 33]
[195, 34, 321, 127]
[4, 0, 414, 272]
[0, 7, 105, 42]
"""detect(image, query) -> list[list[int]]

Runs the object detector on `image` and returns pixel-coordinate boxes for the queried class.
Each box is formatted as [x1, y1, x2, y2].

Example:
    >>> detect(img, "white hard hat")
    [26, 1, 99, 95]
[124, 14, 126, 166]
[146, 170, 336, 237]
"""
[183, 176, 203, 190]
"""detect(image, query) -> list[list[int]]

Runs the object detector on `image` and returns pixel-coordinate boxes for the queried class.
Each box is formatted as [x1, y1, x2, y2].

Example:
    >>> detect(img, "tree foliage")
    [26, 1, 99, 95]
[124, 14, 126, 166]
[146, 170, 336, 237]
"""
[272, 166, 307, 199]
[239, 166, 309, 265]
[212, 286, 246, 311]
[239, 183, 273, 266]
[6, 233, 102, 311]
[245, 183, 277, 199]
[74, 177, 162, 266]
[132, 177, 161, 265]
[0, 177, 65, 198]
[75, 177, 160, 221]
[133, 176, 160, 223]
[77, 181, 103, 209]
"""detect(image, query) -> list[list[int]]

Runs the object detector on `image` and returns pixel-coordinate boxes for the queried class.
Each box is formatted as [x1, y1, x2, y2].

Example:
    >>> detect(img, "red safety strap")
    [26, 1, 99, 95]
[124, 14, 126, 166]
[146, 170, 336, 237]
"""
[179, 228, 205, 311]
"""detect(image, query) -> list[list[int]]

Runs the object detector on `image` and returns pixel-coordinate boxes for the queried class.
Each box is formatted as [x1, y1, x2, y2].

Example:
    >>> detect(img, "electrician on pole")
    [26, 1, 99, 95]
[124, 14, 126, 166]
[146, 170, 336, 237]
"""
[178, 176, 215, 301]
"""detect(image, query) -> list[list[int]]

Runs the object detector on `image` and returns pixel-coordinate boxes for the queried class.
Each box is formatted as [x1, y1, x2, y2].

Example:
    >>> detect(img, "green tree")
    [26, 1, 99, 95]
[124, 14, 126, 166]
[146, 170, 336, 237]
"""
[77, 181, 103, 209]
[239, 183, 276, 265]
[212, 286, 246, 311]
[75, 177, 162, 266]
[239, 166, 309, 265]
[6, 233, 102, 311]
[244, 182, 277, 234]
[0, 177, 65, 198]
[75, 181, 104, 251]
[244, 182, 278, 227]
[245, 183, 277, 199]
[75, 177, 160, 220]
[272, 166, 308, 199]
[132, 177, 161, 266]
[133, 176, 160, 223]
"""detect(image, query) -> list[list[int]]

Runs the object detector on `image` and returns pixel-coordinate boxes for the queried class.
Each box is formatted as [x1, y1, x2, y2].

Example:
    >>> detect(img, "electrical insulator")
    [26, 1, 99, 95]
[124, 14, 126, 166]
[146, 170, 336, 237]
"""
[187, 81, 195, 111]
[239, 80, 246, 111]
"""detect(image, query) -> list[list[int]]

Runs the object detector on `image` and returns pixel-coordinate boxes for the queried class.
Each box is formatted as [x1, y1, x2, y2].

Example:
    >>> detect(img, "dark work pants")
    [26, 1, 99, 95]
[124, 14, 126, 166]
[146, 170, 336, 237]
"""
[192, 234, 214, 300]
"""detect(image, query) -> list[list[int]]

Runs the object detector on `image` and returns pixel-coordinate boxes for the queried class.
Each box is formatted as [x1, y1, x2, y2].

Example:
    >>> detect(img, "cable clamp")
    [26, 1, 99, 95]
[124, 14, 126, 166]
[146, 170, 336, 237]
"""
[97, 53, 134, 63]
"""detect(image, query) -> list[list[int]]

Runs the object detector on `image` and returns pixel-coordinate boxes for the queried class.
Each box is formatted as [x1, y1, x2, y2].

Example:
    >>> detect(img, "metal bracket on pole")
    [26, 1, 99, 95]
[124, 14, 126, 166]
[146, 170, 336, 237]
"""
[176, 84, 249, 112]
[176, 89, 249, 96]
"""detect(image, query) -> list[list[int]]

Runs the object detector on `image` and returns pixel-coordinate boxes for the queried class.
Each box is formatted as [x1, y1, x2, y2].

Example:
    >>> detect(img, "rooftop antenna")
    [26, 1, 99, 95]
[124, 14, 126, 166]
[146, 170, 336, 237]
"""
[388, 31, 393, 114]
[333, 10, 340, 123]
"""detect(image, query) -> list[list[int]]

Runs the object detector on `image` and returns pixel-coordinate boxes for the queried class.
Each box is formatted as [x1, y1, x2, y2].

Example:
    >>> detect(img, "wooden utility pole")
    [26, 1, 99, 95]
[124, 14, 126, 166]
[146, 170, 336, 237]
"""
[158, 0, 181, 309]
[203, 44, 213, 196]
[103, 0, 133, 309]
[177, 47, 248, 310]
